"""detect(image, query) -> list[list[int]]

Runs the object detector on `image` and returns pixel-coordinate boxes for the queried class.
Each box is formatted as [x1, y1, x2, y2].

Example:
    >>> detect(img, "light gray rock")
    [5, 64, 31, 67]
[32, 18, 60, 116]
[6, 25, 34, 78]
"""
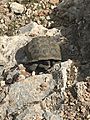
[10, 2, 25, 14]
[0, 35, 32, 68]
[19, 21, 47, 35]
[8, 74, 55, 114]
[18, 21, 60, 37]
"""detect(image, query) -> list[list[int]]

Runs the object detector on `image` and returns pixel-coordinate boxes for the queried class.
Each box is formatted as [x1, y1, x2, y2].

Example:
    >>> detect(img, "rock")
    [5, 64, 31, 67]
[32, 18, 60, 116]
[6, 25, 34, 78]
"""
[0, 91, 5, 102]
[8, 74, 55, 114]
[18, 64, 26, 70]
[0, 35, 32, 68]
[87, 114, 90, 119]
[49, 0, 59, 5]
[10, 2, 25, 14]
[19, 21, 48, 35]
[32, 71, 35, 76]
[46, 28, 60, 36]
[18, 64, 31, 78]
[0, 81, 5, 87]
[61, 59, 77, 91]
[19, 21, 61, 37]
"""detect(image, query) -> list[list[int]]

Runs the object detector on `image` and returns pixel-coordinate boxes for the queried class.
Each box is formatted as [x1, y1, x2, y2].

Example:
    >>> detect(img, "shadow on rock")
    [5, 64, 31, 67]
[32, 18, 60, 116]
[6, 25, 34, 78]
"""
[49, 0, 90, 81]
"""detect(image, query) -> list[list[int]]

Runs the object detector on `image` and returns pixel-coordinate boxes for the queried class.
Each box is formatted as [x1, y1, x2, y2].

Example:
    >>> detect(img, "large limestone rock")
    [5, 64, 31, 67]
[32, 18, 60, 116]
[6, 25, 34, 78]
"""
[8, 74, 55, 113]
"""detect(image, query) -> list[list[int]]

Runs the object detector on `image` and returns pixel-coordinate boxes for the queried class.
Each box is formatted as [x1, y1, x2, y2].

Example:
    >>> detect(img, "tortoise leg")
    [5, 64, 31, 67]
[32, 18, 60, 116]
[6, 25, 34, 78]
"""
[25, 63, 38, 73]
[36, 60, 51, 74]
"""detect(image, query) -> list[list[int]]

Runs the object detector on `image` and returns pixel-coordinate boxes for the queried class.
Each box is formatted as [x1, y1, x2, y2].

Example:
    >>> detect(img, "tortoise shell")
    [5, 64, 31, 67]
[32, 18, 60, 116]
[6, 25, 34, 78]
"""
[25, 36, 61, 63]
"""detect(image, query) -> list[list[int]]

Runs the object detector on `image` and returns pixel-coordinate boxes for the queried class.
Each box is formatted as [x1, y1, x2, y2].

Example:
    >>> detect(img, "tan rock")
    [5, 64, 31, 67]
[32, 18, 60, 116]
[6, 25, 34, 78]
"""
[49, 0, 59, 5]
[0, 81, 5, 87]
[10, 2, 25, 14]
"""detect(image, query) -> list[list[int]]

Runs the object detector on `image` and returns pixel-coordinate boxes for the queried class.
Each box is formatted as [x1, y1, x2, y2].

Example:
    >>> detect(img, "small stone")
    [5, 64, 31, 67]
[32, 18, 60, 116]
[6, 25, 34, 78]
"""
[53, 63, 61, 71]
[18, 74, 25, 80]
[49, 0, 59, 5]
[51, 5, 56, 9]
[46, 16, 50, 20]
[18, 64, 26, 70]
[80, 106, 86, 113]
[1, 19, 4, 23]
[87, 114, 90, 119]
[0, 81, 5, 87]
[20, 70, 31, 78]
[32, 71, 35, 76]
[10, 2, 25, 14]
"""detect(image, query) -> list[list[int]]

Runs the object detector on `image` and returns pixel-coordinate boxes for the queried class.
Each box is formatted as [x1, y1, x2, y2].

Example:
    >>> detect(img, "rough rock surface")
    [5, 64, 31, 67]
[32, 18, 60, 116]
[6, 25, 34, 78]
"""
[8, 74, 54, 110]
[0, 0, 90, 120]
[0, 35, 32, 68]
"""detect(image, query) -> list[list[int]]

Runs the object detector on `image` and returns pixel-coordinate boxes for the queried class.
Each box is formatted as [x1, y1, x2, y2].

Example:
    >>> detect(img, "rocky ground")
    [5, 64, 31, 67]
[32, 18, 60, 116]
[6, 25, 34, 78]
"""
[0, 0, 90, 120]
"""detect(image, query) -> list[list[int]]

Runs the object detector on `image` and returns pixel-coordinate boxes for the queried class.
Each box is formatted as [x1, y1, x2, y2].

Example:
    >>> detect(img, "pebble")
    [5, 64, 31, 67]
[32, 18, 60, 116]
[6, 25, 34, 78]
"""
[1, 19, 4, 23]
[18, 64, 26, 70]
[46, 16, 50, 20]
[32, 71, 35, 76]
[0, 81, 5, 87]
[87, 114, 90, 119]
[10, 2, 25, 14]
[18, 74, 25, 80]
[49, 0, 59, 5]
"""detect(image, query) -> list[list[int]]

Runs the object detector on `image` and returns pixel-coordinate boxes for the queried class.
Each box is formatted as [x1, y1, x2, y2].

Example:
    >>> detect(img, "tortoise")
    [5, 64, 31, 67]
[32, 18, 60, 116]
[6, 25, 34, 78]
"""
[24, 36, 61, 74]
